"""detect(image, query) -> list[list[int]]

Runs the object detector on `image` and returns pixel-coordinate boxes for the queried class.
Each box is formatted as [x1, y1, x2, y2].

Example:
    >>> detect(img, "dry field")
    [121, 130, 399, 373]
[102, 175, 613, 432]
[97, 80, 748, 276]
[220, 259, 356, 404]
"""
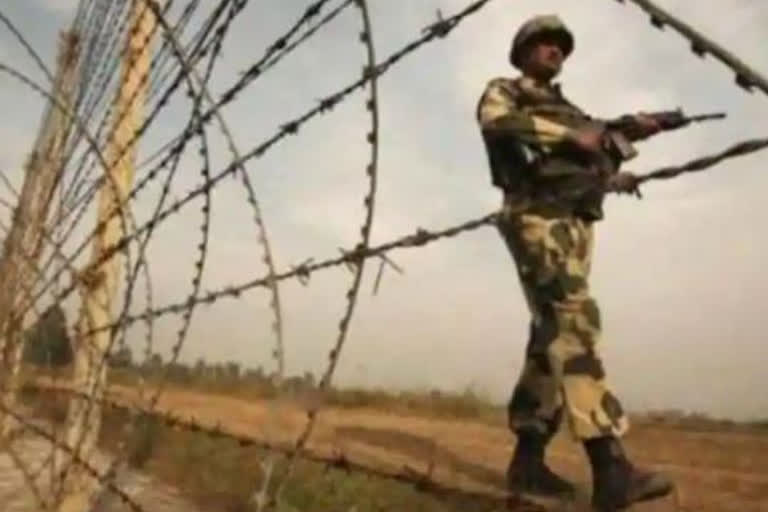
[18, 379, 768, 512]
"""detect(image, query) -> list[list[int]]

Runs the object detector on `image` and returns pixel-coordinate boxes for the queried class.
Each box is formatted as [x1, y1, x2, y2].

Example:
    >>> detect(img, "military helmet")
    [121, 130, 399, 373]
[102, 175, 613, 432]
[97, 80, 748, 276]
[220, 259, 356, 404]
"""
[509, 14, 574, 69]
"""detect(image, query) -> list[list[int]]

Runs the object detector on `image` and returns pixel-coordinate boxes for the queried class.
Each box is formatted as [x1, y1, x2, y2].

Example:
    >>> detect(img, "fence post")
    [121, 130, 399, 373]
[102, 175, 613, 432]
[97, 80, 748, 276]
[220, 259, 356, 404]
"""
[0, 30, 80, 436]
[56, 2, 155, 509]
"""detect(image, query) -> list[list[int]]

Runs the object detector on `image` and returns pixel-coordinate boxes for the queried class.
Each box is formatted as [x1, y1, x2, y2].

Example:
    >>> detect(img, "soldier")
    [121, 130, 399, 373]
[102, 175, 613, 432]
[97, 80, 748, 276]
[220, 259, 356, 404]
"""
[475, 14, 674, 511]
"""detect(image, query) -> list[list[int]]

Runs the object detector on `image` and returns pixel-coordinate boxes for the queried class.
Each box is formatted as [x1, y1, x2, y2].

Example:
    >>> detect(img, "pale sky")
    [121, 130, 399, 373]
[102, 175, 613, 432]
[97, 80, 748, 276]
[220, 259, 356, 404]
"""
[1, 0, 767, 420]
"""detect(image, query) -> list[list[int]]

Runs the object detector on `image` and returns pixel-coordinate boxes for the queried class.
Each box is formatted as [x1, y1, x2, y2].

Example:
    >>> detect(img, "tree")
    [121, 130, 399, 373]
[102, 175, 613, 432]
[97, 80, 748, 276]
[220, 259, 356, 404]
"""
[22, 304, 72, 367]
[148, 352, 163, 369]
[109, 345, 133, 368]
[225, 361, 241, 380]
[194, 357, 206, 376]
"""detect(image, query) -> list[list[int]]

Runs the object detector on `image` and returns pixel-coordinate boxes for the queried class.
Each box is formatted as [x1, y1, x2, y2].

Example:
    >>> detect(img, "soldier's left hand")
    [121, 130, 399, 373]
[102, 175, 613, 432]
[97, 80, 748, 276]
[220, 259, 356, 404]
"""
[631, 112, 661, 138]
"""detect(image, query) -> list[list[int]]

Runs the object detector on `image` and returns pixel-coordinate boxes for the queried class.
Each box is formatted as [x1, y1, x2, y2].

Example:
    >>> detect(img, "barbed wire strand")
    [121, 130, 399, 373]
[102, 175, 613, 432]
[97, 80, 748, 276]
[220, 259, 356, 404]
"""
[0, 438, 51, 511]
[135, 0, 342, 172]
[38, 1, 227, 303]
[0, 212, 54, 511]
[3, 5, 501, 448]
[46, 0, 216, 497]
[1, 8, 232, 442]
[50, 6, 163, 481]
[272, 0, 379, 507]
[121, 0, 353, 241]
[0, 401, 146, 512]
[0, 11, 55, 86]
[14, 0, 499, 333]
[54, 0, 228, 230]
[83, 4, 223, 500]
[1, 12, 504, 476]
[33, 0, 236, 301]
[27, 383, 530, 511]
[52, 2, 129, 245]
[3, 0, 766, 508]
[3, 0, 342, 500]
[0, 57, 141, 413]
[8, 6, 147, 500]
[65, 131, 768, 347]
[55, 1, 135, 205]
[89, 1, 362, 507]
[37, 0, 291, 503]
[13, 3, 498, 505]
[145, 0, 201, 97]
[0, 211, 76, 331]
[615, 0, 768, 95]
[40, 20, 162, 508]
[57, 0, 170, 214]
[55, 130, 768, 507]
[60, 0, 203, 211]
[635, 136, 768, 183]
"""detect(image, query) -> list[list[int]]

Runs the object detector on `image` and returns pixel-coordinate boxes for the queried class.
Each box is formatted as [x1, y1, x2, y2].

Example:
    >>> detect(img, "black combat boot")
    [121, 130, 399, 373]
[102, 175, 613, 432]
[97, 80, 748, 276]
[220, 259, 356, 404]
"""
[506, 429, 576, 497]
[584, 436, 673, 511]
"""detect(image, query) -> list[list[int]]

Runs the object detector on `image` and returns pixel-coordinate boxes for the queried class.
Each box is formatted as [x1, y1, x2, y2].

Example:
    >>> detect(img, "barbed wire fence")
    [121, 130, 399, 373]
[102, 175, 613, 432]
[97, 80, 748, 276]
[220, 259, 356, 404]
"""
[0, 0, 765, 511]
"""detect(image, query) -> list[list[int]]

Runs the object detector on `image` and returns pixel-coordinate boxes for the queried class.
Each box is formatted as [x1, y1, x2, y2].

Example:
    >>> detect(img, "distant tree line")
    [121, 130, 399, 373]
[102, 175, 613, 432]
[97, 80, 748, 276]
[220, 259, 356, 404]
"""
[19, 306, 314, 392]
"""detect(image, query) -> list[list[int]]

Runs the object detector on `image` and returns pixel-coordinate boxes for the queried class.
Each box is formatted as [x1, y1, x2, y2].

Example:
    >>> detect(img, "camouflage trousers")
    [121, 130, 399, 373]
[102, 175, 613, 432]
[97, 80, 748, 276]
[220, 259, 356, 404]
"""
[496, 200, 629, 441]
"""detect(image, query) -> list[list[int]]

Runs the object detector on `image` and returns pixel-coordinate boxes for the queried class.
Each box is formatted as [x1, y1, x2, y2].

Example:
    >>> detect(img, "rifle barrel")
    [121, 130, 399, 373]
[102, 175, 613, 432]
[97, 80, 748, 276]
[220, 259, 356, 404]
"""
[689, 112, 727, 121]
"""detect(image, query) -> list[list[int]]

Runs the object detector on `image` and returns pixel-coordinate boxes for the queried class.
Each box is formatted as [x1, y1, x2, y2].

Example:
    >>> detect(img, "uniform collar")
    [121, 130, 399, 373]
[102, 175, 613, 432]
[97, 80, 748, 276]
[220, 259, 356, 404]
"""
[518, 76, 562, 97]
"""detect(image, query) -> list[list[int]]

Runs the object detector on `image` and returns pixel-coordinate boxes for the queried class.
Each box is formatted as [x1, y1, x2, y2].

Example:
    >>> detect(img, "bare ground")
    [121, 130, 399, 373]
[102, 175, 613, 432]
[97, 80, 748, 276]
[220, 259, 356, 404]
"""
[0, 421, 201, 512]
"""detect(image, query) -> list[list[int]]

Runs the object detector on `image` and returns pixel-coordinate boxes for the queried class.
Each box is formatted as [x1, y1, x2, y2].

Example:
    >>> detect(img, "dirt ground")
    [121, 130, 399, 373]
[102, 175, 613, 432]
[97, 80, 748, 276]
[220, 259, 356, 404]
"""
[33, 379, 768, 511]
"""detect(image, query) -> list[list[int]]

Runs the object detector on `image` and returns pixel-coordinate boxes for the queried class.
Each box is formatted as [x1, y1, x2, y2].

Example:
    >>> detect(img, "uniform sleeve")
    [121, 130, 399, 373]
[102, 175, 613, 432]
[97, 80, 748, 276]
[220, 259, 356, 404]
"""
[477, 79, 575, 147]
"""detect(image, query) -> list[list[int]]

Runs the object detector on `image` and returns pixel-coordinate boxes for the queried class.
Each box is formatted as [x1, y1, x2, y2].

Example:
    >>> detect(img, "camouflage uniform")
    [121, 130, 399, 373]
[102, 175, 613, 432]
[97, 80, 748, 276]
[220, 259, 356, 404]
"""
[476, 74, 629, 442]
[477, 16, 675, 510]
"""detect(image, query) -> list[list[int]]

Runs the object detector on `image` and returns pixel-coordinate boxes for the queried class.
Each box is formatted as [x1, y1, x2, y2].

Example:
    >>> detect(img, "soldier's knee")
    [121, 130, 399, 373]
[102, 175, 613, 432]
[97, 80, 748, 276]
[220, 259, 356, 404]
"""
[552, 293, 601, 329]
[562, 351, 605, 379]
[580, 296, 601, 330]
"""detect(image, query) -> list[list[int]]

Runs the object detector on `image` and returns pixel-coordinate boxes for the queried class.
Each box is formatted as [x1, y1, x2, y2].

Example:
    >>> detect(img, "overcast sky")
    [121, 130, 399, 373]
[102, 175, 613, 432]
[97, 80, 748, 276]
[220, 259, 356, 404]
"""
[1, 0, 766, 420]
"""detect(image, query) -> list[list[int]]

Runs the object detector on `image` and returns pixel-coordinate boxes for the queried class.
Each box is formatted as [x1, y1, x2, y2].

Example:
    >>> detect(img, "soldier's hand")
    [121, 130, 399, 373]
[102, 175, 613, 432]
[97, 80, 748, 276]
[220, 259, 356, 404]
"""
[606, 171, 642, 198]
[567, 126, 604, 153]
[630, 112, 661, 139]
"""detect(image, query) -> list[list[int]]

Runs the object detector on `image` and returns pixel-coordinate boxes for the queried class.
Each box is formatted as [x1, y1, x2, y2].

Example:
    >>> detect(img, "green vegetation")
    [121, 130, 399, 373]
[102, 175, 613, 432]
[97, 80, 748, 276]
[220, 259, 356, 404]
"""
[20, 386, 511, 512]
[98, 410, 510, 512]
[18, 360, 768, 512]
[21, 304, 72, 367]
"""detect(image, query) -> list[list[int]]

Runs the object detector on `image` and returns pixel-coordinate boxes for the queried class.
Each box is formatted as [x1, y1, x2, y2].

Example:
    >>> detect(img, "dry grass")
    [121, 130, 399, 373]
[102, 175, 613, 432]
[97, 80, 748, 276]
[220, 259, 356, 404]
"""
[16, 369, 768, 512]
[103, 368, 508, 427]
[19, 386, 524, 512]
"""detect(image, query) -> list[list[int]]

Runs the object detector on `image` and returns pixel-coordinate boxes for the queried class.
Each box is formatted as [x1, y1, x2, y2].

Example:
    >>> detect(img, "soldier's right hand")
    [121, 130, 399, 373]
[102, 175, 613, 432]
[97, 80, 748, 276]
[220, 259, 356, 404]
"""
[605, 171, 642, 198]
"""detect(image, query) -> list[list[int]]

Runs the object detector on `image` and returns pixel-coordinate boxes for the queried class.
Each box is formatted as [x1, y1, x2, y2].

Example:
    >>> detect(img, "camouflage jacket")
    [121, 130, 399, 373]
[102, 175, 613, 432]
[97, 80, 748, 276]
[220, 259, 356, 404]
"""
[476, 76, 618, 221]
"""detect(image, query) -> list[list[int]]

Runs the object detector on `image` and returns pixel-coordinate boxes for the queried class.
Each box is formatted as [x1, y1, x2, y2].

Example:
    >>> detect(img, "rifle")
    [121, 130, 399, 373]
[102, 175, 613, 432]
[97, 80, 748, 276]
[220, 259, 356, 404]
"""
[601, 109, 727, 163]
[608, 109, 725, 137]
